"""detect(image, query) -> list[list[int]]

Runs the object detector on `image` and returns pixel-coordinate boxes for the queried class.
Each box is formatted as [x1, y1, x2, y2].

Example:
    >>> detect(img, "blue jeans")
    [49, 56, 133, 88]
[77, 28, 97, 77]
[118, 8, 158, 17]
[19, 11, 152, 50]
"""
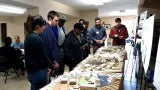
[28, 69, 48, 90]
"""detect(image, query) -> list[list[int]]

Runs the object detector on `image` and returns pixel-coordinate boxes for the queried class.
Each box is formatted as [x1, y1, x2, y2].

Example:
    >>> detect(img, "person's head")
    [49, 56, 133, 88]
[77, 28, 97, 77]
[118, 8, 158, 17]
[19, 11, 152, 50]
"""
[115, 18, 121, 26]
[58, 15, 67, 27]
[74, 23, 84, 35]
[25, 15, 46, 36]
[95, 17, 101, 28]
[4, 37, 12, 46]
[84, 21, 89, 29]
[79, 19, 85, 25]
[14, 35, 20, 43]
[47, 11, 59, 26]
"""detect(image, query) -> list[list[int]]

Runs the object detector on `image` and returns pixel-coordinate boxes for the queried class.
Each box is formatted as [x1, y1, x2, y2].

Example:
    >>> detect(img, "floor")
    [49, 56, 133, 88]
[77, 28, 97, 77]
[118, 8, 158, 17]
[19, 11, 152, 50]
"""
[123, 43, 137, 90]
[0, 43, 150, 90]
[0, 72, 30, 90]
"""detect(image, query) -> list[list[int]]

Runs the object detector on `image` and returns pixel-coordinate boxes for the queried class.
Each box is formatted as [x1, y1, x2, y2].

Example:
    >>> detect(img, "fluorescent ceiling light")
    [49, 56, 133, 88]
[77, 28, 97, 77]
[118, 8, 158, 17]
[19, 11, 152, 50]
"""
[81, 0, 111, 6]
[108, 10, 137, 16]
[0, 3, 27, 14]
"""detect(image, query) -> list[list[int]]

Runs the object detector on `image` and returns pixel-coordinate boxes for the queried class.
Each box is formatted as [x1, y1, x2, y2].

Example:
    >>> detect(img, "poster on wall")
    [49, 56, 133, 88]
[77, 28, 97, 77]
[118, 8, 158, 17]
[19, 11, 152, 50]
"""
[153, 36, 160, 90]
[141, 15, 155, 74]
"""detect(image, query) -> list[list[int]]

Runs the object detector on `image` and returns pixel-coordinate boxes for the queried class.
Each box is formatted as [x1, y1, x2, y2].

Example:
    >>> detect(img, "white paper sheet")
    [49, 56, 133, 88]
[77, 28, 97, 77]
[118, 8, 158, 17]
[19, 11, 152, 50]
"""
[141, 15, 155, 74]
[153, 36, 160, 90]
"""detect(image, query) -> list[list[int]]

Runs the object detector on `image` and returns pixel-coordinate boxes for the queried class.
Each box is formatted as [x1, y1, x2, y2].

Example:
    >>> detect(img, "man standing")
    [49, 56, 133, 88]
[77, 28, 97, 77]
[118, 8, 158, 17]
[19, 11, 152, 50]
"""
[55, 15, 67, 75]
[82, 21, 91, 58]
[90, 17, 107, 54]
[40, 11, 59, 72]
[109, 18, 129, 46]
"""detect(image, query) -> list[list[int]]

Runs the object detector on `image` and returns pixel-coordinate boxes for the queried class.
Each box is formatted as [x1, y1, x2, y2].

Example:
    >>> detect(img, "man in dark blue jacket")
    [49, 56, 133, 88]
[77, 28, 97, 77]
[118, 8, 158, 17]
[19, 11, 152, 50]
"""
[40, 11, 59, 73]
[64, 23, 87, 71]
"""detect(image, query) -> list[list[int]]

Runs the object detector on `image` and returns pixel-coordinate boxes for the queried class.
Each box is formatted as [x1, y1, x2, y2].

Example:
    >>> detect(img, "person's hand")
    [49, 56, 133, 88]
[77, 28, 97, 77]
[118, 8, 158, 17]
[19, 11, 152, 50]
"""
[53, 61, 59, 70]
[102, 37, 106, 41]
[95, 40, 101, 44]
[114, 34, 118, 38]
[80, 45, 86, 50]
[99, 40, 104, 44]
[119, 36, 123, 39]
[48, 69, 51, 75]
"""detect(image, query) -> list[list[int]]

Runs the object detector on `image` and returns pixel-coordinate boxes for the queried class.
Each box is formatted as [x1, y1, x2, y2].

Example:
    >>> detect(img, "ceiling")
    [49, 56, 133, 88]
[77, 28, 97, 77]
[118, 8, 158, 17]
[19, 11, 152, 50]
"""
[0, 0, 138, 17]
[1, 0, 159, 17]
[0, 0, 35, 16]
[54, 0, 138, 17]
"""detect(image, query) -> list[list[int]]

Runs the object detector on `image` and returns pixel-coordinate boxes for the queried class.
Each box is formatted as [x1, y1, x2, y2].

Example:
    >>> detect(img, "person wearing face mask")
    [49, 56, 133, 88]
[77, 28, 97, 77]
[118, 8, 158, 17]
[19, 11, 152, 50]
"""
[64, 23, 87, 71]
[90, 17, 107, 54]
[109, 18, 129, 46]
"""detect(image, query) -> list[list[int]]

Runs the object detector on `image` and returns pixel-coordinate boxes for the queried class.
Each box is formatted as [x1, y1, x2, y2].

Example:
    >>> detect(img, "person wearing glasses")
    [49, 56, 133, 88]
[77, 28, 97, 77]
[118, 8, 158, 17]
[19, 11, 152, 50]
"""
[90, 17, 107, 54]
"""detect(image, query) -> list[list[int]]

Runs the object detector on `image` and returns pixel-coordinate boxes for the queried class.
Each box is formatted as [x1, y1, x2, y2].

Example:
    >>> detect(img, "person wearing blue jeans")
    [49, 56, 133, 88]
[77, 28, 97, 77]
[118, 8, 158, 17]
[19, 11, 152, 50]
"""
[28, 69, 48, 90]
[24, 15, 54, 90]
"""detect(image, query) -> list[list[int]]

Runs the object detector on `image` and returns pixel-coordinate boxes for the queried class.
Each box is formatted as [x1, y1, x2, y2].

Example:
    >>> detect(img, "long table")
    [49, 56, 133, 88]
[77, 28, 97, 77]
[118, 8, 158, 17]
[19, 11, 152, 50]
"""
[40, 46, 127, 90]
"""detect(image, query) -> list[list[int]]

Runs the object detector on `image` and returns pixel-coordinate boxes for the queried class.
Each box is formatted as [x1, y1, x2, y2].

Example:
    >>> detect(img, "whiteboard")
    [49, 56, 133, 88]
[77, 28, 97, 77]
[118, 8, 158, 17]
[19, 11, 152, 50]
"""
[141, 15, 155, 74]
[153, 36, 160, 90]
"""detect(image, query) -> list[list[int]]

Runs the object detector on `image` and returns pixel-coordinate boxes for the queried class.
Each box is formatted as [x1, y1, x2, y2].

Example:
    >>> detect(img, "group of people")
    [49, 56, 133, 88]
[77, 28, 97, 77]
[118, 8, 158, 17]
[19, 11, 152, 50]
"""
[23, 10, 108, 90]
[0, 10, 129, 90]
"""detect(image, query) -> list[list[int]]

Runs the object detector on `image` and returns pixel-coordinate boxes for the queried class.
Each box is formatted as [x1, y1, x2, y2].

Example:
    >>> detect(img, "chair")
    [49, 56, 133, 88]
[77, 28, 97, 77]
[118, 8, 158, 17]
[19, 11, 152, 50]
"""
[0, 56, 10, 83]
[0, 56, 20, 83]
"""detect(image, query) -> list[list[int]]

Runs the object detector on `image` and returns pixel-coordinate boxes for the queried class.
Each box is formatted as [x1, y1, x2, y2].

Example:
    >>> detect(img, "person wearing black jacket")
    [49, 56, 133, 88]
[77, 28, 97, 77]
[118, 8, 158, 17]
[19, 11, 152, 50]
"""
[64, 23, 87, 71]
[82, 21, 91, 58]
[24, 15, 54, 90]
[0, 37, 25, 75]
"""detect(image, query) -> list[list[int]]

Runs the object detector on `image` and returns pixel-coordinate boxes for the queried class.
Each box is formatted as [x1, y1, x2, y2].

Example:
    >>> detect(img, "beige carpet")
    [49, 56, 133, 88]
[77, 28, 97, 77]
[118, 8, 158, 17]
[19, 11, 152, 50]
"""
[0, 72, 30, 90]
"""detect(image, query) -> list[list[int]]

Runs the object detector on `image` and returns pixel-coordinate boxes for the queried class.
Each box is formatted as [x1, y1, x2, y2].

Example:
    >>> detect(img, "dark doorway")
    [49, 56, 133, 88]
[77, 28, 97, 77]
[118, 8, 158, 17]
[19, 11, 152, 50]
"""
[1, 23, 7, 43]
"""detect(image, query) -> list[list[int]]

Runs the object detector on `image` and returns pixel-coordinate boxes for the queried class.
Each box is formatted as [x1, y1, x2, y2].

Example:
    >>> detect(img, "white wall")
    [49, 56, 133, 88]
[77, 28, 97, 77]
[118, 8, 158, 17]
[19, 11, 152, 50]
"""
[7, 16, 26, 42]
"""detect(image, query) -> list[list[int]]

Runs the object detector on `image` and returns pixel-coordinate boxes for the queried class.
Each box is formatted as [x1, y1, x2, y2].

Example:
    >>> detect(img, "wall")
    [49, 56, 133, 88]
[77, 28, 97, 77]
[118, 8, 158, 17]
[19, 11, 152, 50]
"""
[25, 7, 39, 16]
[139, 7, 160, 19]
[80, 10, 98, 29]
[0, 16, 12, 23]
[64, 10, 98, 33]
[7, 16, 26, 42]
[4, 8, 39, 42]
[14, 0, 80, 19]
